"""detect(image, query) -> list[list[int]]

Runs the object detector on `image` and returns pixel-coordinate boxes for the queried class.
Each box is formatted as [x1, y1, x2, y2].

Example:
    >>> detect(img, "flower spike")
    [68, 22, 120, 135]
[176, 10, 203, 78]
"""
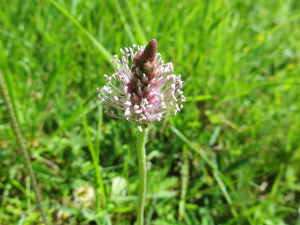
[97, 39, 185, 131]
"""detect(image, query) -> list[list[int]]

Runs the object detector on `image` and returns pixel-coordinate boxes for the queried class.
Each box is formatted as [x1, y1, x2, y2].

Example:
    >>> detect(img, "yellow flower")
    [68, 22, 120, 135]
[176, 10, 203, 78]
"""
[257, 34, 265, 41]
[287, 64, 295, 70]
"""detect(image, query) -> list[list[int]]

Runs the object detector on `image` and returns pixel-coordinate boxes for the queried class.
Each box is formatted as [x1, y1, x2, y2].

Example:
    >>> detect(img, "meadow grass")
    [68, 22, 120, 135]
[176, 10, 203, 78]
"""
[0, 0, 300, 224]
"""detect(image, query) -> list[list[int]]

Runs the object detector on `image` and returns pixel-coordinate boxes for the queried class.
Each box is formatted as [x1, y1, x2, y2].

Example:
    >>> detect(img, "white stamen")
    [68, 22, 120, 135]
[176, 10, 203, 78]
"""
[160, 93, 164, 100]
[125, 101, 132, 106]
[125, 108, 130, 116]
[104, 86, 112, 94]
[178, 80, 183, 89]
[177, 89, 183, 94]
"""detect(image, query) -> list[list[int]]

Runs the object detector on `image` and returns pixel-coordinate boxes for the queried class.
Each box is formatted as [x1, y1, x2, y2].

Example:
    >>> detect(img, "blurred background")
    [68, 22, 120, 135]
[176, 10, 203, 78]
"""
[0, 0, 300, 224]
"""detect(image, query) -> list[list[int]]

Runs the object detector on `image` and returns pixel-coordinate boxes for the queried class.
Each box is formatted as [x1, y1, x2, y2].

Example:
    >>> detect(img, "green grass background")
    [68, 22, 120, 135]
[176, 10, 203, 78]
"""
[0, 0, 300, 224]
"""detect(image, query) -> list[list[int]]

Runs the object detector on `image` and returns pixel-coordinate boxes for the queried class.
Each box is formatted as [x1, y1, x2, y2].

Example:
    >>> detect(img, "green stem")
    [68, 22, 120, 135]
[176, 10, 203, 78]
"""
[0, 72, 49, 225]
[136, 127, 148, 225]
[178, 146, 189, 221]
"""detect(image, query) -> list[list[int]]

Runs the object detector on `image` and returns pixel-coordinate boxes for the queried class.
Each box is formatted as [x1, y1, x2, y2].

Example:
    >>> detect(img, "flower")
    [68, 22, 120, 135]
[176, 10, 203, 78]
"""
[73, 182, 95, 206]
[97, 39, 185, 132]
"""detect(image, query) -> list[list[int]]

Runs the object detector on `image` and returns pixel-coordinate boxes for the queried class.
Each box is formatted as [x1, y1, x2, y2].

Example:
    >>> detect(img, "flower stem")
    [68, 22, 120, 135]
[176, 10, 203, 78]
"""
[136, 127, 148, 225]
[0, 72, 49, 225]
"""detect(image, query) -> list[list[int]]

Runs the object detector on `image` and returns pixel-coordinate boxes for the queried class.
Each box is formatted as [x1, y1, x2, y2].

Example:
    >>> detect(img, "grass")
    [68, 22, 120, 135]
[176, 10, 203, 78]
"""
[0, 0, 300, 224]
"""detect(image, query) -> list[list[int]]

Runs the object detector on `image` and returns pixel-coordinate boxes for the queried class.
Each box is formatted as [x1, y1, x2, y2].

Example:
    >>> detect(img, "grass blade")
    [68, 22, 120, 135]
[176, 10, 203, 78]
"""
[95, 104, 102, 159]
[124, 0, 147, 45]
[80, 105, 107, 209]
[39, 57, 68, 110]
[178, 146, 189, 222]
[113, 0, 136, 44]
[169, 125, 252, 224]
[213, 171, 239, 222]
[48, 0, 114, 63]
[50, 94, 94, 138]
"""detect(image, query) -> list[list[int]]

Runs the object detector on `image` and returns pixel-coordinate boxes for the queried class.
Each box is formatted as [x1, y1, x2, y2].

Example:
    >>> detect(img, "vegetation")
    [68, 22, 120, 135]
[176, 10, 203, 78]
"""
[0, 0, 299, 224]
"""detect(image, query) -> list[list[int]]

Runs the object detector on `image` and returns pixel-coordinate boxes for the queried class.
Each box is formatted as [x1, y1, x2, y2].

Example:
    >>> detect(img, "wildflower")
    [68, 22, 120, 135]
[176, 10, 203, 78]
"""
[287, 63, 295, 70]
[97, 39, 185, 131]
[73, 183, 95, 206]
[257, 34, 265, 41]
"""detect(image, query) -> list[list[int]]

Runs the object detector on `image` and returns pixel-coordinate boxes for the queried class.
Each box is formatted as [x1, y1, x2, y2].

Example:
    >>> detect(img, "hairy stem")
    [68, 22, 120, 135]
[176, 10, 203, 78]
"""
[0, 72, 49, 225]
[136, 127, 148, 225]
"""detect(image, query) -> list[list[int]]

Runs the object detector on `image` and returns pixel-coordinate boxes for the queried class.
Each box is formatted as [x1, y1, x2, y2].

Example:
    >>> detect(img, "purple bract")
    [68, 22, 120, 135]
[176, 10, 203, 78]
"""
[97, 39, 185, 132]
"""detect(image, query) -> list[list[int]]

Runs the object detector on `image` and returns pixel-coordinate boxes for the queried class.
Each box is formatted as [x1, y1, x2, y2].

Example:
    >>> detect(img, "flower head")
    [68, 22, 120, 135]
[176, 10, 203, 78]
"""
[73, 183, 95, 206]
[97, 39, 185, 132]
